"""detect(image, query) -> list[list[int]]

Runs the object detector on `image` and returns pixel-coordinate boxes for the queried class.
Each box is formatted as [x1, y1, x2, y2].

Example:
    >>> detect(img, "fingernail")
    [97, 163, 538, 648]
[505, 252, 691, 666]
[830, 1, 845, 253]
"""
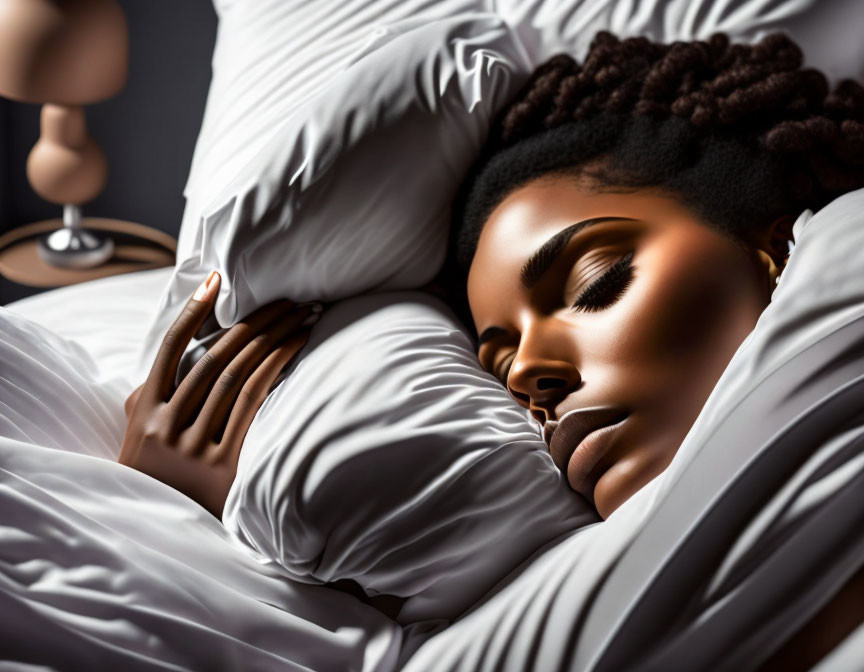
[193, 270, 219, 301]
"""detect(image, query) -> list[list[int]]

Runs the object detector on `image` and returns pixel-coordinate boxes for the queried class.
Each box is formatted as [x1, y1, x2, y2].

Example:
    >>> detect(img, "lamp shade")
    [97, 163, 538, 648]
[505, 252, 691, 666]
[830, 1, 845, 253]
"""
[0, 0, 128, 104]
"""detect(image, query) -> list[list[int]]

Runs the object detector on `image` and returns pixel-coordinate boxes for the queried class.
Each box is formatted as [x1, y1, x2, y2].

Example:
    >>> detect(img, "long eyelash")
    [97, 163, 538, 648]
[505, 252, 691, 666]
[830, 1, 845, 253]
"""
[499, 252, 636, 384]
[570, 251, 635, 313]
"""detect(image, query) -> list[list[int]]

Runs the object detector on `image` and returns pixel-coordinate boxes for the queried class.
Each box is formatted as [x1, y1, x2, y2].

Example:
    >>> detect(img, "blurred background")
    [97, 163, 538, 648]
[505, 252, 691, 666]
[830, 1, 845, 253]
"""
[0, 0, 216, 304]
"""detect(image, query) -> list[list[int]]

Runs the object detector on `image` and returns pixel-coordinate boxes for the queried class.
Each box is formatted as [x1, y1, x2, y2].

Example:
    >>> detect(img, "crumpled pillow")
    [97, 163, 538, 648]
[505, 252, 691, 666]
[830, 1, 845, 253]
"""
[222, 291, 599, 625]
[173, 14, 531, 327]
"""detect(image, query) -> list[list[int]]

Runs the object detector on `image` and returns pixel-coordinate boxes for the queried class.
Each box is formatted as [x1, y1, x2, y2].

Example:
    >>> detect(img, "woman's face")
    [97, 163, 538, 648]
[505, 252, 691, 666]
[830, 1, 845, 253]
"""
[467, 175, 775, 519]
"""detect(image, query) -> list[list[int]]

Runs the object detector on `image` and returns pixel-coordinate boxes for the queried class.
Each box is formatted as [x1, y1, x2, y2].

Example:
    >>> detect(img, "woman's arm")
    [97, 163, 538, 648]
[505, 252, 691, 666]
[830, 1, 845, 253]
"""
[119, 270, 319, 518]
[757, 565, 864, 671]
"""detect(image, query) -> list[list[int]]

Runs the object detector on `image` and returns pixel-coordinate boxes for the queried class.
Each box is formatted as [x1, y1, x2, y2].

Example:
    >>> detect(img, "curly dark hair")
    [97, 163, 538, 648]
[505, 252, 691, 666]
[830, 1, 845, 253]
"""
[439, 30, 864, 331]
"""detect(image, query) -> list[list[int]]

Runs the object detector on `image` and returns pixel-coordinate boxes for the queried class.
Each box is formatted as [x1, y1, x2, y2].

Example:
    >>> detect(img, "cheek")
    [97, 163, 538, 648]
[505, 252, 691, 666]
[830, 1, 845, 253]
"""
[599, 239, 763, 404]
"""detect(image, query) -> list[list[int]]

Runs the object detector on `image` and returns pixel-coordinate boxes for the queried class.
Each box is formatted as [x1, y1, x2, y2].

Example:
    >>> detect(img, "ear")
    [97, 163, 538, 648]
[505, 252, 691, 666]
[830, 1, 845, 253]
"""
[752, 213, 797, 267]
[742, 213, 796, 291]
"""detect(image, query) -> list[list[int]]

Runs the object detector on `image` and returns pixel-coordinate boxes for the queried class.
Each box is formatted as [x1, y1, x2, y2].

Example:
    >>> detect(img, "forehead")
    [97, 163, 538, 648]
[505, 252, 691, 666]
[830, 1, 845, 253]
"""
[465, 177, 689, 326]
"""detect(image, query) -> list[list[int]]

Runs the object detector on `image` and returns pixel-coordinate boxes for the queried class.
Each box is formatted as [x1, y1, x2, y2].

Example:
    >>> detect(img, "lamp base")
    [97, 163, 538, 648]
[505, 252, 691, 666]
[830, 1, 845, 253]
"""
[0, 217, 176, 288]
[36, 227, 115, 269]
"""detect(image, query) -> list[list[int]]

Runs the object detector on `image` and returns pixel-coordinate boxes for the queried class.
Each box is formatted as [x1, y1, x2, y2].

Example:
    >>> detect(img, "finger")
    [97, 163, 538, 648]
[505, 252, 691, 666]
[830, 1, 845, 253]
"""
[217, 329, 311, 464]
[187, 307, 318, 449]
[166, 298, 304, 431]
[146, 270, 221, 402]
[124, 384, 144, 418]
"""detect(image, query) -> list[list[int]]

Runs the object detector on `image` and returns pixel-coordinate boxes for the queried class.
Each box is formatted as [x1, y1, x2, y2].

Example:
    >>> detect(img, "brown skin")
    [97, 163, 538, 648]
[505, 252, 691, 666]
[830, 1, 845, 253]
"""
[120, 271, 315, 519]
[468, 175, 786, 520]
[467, 175, 863, 666]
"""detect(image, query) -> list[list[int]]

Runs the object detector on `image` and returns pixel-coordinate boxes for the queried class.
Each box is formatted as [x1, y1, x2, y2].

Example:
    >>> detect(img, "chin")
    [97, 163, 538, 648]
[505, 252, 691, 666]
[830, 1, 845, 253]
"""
[593, 448, 672, 520]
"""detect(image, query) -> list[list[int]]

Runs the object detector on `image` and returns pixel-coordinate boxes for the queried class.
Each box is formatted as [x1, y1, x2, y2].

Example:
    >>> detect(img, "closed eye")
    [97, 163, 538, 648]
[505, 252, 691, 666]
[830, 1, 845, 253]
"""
[570, 251, 635, 313]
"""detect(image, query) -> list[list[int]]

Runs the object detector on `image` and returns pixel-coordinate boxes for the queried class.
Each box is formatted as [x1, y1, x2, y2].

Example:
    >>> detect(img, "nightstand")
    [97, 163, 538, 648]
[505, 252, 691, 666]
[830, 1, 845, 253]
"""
[0, 218, 176, 302]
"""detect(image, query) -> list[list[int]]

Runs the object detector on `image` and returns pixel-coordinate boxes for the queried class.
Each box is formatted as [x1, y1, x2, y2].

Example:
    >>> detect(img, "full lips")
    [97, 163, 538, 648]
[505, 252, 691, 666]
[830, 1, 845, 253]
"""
[549, 407, 625, 467]
[566, 419, 627, 504]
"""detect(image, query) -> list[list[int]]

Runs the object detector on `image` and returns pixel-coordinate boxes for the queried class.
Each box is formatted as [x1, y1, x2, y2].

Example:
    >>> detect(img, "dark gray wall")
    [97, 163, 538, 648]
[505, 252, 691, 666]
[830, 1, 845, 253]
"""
[1, 0, 217, 302]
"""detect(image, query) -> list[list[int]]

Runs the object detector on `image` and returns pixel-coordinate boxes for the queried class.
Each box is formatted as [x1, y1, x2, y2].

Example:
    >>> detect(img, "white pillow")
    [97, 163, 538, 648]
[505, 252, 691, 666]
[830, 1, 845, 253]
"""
[181, 0, 482, 243]
[222, 291, 600, 625]
[182, 0, 864, 265]
[165, 0, 864, 332]
[175, 13, 530, 328]
[494, 0, 864, 84]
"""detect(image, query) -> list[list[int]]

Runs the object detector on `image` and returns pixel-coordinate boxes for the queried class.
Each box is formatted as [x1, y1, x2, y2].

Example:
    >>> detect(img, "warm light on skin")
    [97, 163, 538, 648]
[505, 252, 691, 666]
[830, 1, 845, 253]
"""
[467, 175, 783, 519]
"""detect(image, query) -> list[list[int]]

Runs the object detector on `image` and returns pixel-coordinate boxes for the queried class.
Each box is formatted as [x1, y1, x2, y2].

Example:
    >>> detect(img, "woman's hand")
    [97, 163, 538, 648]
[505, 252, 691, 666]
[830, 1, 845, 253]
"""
[119, 270, 319, 519]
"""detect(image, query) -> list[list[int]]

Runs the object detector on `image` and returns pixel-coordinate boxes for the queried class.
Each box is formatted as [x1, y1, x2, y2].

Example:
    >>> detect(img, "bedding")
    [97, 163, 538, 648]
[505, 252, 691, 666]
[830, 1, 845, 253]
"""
[397, 186, 864, 671]
[8, 267, 174, 391]
[143, 0, 864, 631]
[3, 0, 864, 669]
[4, 186, 862, 669]
[1, 273, 402, 671]
[222, 291, 597, 625]
[167, 0, 864, 332]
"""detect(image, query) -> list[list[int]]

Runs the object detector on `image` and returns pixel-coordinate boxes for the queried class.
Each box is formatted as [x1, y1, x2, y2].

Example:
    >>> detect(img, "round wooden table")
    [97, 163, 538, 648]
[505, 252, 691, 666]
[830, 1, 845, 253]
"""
[0, 218, 177, 288]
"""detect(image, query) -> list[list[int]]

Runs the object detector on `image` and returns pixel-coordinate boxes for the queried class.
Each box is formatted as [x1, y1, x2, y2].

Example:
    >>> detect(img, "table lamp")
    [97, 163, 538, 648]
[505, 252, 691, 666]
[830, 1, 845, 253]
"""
[0, 0, 129, 268]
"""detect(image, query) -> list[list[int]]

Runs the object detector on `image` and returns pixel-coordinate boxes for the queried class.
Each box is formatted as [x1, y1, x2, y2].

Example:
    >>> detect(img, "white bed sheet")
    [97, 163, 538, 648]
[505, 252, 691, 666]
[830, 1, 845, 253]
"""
[1, 270, 403, 670]
[5, 0, 864, 666]
[8, 267, 175, 394]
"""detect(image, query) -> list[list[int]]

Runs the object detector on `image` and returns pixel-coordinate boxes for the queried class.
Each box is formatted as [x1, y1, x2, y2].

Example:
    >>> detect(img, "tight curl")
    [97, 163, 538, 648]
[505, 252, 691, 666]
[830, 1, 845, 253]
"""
[447, 30, 864, 300]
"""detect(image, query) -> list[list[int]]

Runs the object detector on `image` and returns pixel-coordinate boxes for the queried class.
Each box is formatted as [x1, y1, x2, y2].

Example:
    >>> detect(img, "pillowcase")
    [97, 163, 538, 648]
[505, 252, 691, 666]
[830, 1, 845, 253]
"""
[222, 291, 600, 625]
[173, 14, 531, 329]
[180, 0, 482, 243]
[189, 0, 863, 228]
[494, 0, 864, 84]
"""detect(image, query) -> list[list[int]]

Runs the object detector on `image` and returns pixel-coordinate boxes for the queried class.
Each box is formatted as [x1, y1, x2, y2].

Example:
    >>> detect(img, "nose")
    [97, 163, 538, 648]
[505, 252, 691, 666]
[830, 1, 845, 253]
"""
[507, 348, 581, 425]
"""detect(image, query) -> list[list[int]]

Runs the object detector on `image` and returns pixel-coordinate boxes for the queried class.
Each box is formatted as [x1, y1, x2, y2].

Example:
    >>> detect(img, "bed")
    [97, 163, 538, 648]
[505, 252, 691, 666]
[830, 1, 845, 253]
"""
[2, 0, 863, 670]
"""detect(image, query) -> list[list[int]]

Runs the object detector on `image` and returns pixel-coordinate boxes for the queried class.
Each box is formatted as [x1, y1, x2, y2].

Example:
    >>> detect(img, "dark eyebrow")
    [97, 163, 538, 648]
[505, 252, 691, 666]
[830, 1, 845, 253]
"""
[475, 216, 637, 353]
[520, 217, 636, 290]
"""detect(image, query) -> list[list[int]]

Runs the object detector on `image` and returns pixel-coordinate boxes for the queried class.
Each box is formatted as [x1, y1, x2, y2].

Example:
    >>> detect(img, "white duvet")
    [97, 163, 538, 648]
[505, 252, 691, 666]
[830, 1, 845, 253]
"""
[3, 0, 864, 669]
[0, 271, 402, 671]
[3, 188, 864, 670]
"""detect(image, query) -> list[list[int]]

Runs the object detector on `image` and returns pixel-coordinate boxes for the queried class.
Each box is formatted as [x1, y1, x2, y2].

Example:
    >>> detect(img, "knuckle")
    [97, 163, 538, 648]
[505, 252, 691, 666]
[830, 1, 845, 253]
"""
[177, 432, 201, 456]
[236, 386, 256, 409]
[186, 351, 221, 384]
[141, 425, 165, 447]
[161, 329, 183, 353]
[217, 369, 241, 394]
[202, 444, 222, 466]
[142, 418, 161, 437]
[195, 351, 216, 373]
[252, 332, 271, 348]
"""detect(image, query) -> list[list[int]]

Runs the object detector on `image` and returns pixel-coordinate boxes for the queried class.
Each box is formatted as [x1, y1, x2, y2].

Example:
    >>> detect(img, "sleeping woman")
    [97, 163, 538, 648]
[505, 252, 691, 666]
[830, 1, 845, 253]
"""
[119, 29, 864, 670]
[448, 29, 864, 521]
